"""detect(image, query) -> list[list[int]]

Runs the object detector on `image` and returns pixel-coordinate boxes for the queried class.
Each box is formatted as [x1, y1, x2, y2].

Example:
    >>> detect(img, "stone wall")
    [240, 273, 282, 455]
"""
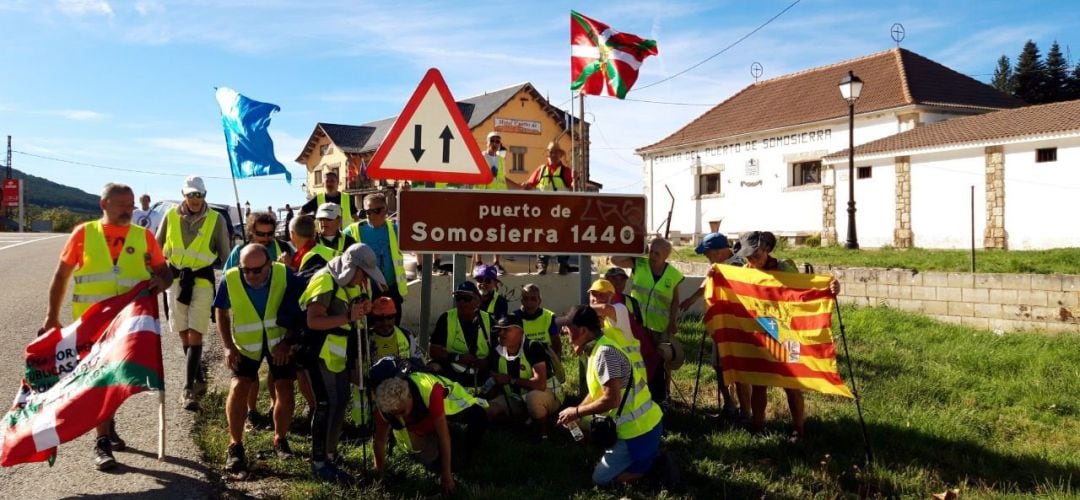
[671, 262, 1080, 333]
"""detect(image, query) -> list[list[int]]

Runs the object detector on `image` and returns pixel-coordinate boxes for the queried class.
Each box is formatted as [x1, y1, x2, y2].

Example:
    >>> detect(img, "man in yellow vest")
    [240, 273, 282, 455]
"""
[517, 283, 561, 353]
[156, 176, 232, 410]
[483, 314, 560, 438]
[284, 214, 335, 282]
[369, 297, 423, 362]
[474, 264, 508, 321]
[315, 202, 355, 255]
[523, 142, 574, 274]
[214, 244, 306, 474]
[43, 182, 173, 471]
[300, 171, 355, 227]
[474, 131, 508, 273]
[429, 281, 492, 389]
[556, 305, 676, 488]
[299, 243, 383, 483]
[343, 192, 408, 325]
[610, 237, 686, 404]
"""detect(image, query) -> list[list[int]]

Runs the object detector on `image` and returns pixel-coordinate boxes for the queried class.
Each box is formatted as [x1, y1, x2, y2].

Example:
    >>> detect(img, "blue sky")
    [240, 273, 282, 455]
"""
[1, 0, 1077, 209]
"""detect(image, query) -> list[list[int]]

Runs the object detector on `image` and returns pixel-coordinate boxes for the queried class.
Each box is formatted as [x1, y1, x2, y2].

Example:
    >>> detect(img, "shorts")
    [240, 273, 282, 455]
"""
[592, 422, 662, 486]
[487, 390, 559, 420]
[232, 347, 297, 381]
[167, 279, 213, 335]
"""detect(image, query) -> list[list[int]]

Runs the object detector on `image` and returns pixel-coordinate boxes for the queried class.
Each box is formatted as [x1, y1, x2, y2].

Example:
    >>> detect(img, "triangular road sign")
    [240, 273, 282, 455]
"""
[366, 68, 492, 184]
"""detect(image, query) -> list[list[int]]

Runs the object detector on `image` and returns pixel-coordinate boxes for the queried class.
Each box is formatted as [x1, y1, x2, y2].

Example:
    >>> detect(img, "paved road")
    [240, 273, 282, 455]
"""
[0, 233, 217, 498]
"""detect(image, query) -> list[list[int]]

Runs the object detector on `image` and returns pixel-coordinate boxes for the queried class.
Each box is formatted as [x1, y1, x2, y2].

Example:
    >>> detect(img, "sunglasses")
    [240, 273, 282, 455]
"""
[372, 315, 395, 321]
[185, 192, 204, 199]
[490, 138, 501, 143]
[367, 207, 386, 215]
[475, 277, 493, 284]
[240, 264, 267, 275]
[253, 230, 274, 237]
[454, 294, 476, 302]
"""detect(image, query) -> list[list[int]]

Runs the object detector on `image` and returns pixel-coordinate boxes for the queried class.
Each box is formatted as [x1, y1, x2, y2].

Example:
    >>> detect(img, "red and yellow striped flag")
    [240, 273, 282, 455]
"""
[704, 264, 852, 398]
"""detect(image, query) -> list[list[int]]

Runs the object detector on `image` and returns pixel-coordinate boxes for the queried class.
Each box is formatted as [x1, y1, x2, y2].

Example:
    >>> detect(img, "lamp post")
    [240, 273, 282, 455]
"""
[839, 70, 863, 250]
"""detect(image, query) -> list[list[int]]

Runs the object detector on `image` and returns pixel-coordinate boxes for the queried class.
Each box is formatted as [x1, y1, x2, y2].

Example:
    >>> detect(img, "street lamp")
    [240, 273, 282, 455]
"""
[839, 70, 863, 250]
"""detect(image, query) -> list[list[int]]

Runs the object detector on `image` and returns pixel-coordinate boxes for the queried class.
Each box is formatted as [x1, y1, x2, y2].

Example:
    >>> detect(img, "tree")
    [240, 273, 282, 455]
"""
[1011, 39, 1046, 104]
[991, 55, 1013, 94]
[1070, 62, 1080, 101]
[1044, 41, 1069, 102]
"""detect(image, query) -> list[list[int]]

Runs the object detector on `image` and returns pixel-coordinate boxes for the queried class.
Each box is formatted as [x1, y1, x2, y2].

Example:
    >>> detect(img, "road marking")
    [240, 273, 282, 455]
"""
[0, 234, 65, 252]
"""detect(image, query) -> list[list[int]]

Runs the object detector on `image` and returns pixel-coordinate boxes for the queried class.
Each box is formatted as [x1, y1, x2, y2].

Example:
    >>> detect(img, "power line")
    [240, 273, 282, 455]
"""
[13, 150, 282, 181]
[631, 0, 802, 92]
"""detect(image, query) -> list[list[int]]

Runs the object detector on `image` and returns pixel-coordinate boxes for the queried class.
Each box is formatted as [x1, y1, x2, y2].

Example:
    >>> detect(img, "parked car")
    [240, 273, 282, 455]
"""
[146, 200, 244, 247]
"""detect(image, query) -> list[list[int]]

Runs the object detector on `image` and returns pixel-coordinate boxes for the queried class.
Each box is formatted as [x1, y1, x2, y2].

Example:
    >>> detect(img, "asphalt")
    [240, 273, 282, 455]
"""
[0, 233, 218, 499]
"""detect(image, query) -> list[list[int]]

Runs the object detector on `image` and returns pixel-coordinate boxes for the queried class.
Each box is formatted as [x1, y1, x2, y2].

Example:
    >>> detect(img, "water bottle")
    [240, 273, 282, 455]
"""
[480, 377, 497, 394]
[566, 421, 584, 442]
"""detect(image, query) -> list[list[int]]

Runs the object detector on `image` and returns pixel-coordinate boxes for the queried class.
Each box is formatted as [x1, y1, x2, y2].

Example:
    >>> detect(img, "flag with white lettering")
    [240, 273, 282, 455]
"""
[1, 283, 163, 466]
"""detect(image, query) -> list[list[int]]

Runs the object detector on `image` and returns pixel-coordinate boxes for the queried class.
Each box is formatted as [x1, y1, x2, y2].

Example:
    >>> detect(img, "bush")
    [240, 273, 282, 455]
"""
[37, 207, 93, 233]
[804, 232, 821, 248]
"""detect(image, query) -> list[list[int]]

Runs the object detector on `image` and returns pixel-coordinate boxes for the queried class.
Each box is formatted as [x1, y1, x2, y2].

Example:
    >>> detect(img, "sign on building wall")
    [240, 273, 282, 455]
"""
[399, 190, 646, 255]
[494, 117, 542, 135]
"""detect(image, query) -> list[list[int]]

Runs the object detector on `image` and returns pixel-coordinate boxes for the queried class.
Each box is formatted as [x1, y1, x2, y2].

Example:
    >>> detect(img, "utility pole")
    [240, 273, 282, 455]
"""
[5, 135, 10, 179]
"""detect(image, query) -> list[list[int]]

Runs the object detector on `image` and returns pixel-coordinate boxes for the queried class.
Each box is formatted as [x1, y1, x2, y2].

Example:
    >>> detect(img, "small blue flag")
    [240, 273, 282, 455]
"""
[214, 87, 292, 183]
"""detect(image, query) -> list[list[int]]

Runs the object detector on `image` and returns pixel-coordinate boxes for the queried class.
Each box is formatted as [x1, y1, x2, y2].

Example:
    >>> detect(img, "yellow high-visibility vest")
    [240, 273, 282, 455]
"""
[71, 221, 151, 319]
[223, 262, 287, 360]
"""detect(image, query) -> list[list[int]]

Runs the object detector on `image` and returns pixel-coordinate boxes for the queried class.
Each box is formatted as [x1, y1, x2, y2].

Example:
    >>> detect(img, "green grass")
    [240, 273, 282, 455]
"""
[195, 307, 1080, 498]
[671, 245, 1080, 275]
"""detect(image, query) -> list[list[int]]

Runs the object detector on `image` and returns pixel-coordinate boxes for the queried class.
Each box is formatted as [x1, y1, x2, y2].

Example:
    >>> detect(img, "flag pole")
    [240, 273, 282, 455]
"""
[833, 301, 873, 466]
[157, 389, 166, 460]
[689, 322, 709, 417]
[217, 89, 247, 244]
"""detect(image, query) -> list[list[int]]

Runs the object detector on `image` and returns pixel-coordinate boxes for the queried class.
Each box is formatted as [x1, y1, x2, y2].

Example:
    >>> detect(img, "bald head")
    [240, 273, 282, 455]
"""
[238, 243, 271, 287]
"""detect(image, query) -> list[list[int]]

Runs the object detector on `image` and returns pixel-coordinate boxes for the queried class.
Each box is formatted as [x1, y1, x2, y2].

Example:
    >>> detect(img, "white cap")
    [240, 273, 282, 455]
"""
[315, 202, 342, 220]
[487, 131, 500, 140]
[181, 176, 206, 195]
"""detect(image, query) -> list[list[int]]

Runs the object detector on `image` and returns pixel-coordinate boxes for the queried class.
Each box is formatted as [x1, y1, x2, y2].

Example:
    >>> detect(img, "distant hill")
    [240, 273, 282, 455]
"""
[10, 168, 100, 214]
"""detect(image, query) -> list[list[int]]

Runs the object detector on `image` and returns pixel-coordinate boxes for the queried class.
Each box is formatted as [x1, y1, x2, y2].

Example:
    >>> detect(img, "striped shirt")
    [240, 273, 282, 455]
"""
[594, 345, 632, 388]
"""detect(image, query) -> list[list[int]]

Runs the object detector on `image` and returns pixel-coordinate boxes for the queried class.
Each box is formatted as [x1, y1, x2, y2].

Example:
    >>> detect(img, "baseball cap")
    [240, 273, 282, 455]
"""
[603, 267, 628, 279]
[327, 243, 387, 288]
[547, 141, 563, 152]
[372, 296, 396, 316]
[695, 232, 730, 254]
[316, 202, 342, 220]
[472, 263, 498, 282]
[181, 176, 206, 195]
[588, 279, 615, 294]
[735, 231, 765, 259]
[453, 281, 481, 297]
[492, 313, 524, 331]
[486, 131, 501, 140]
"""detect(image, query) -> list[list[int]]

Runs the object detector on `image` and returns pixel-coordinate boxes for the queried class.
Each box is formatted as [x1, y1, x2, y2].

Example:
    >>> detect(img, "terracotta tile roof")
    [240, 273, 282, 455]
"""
[636, 48, 1022, 154]
[823, 98, 1080, 160]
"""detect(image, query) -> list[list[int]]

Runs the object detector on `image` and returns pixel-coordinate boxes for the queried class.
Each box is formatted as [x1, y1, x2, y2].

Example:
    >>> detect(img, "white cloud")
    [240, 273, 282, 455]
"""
[140, 135, 228, 164]
[52, 109, 108, 121]
[56, 0, 113, 17]
[134, 0, 164, 16]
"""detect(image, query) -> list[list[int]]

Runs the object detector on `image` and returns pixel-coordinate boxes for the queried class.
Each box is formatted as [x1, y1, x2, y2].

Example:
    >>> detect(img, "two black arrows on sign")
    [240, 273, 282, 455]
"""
[409, 124, 454, 163]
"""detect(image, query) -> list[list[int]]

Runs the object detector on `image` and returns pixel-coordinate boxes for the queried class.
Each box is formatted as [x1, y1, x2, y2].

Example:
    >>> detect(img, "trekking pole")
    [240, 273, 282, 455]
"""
[689, 325, 709, 417]
[359, 312, 369, 469]
[833, 301, 873, 466]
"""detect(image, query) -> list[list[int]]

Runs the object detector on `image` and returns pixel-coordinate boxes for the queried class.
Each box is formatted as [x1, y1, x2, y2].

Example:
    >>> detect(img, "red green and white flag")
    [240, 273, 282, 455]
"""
[1, 283, 163, 466]
[570, 10, 658, 99]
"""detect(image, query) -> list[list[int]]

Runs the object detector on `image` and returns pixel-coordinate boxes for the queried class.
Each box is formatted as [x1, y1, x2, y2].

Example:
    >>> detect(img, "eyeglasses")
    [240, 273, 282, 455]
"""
[372, 315, 395, 321]
[253, 230, 274, 237]
[185, 192, 204, 199]
[240, 264, 267, 275]
[367, 207, 386, 215]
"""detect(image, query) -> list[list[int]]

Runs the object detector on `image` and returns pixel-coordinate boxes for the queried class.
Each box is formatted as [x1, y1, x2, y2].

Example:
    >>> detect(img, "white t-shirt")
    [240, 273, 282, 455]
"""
[608, 303, 636, 345]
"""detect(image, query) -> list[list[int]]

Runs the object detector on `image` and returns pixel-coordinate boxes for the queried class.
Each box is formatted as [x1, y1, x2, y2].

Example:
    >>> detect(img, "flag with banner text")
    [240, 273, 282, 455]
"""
[704, 264, 853, 398]
[1, 283, 164, 466]
[570, 10, 658, 99]
[215, 86, 293, 183]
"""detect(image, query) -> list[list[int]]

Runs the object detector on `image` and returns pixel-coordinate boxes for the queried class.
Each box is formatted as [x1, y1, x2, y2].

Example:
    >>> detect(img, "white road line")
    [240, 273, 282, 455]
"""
[0, 234, 65, 252]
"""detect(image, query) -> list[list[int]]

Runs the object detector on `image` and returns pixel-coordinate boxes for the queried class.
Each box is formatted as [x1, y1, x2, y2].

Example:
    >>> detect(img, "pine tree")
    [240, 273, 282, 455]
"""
[1069, 62, 1080, 101]
[1044, 41, 1069, 102]
[991, 55, 1013, 94]
[1011, 40, 1046, 104]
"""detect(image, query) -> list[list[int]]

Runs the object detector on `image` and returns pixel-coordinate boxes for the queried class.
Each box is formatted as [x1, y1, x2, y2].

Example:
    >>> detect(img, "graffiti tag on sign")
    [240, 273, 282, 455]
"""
[398, 190, 647, 255]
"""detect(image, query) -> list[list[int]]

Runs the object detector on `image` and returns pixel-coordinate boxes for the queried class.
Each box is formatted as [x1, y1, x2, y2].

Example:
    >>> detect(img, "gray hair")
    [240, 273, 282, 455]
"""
[100, 183, 134, 201]
[364, 192, 387, 208]
[521, 283, 541, 296]
[649, 237, 672, 253]
[375, 377, 409, 415]
[290, 214, 316, 239]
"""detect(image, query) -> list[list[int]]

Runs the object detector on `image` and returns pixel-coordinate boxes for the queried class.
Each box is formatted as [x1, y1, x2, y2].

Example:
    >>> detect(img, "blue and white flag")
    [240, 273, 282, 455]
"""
[214, 87, 292, 183]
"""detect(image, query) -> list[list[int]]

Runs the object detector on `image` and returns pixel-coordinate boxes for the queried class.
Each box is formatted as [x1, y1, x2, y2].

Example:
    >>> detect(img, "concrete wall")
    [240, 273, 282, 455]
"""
[1003, 136, 1080, 249]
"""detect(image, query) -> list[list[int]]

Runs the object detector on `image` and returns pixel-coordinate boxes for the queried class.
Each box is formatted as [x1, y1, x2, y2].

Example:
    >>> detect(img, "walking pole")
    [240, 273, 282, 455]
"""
[359, 309, 368, 469]
[689, 325, 709, 417]
[158, 388, 166, 460]
[833, 301, 873, 466]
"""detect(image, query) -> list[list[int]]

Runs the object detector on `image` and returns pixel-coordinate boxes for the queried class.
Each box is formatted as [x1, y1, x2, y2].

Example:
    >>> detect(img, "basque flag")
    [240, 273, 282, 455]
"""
[215, 86, 292, 183]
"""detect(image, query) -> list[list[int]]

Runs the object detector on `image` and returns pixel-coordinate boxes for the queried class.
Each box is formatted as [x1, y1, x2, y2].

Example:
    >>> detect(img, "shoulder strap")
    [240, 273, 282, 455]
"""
[614, 358, 634, 417]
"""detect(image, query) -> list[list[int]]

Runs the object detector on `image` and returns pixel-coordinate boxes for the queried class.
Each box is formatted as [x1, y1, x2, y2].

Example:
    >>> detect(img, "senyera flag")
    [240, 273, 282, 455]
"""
[1, 282, 164, 466]
[570, 10, 658, 99]
[704, 265, 853, 398]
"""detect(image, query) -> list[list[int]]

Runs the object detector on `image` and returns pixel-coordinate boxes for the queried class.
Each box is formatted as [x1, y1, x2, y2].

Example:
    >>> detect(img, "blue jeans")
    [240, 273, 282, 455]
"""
[592, 422, 662, 486]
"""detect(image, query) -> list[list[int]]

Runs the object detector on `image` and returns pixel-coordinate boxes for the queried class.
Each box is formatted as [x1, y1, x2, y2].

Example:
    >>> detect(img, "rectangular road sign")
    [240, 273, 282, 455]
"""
[2, 179, 19, 208]
[398, 190, 647, 255]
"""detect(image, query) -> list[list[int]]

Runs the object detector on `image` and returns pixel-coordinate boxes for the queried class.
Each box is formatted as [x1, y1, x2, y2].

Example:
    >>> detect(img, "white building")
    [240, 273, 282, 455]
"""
[635, 48, 1022, 247]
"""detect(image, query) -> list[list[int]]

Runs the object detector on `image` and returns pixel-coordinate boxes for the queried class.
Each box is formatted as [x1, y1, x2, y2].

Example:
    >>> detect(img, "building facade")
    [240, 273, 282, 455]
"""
[635, 48, 1021, 247]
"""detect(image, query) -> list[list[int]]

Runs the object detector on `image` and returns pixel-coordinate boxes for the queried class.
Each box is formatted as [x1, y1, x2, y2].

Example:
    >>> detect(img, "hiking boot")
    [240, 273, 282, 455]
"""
[720, 404, 740, 422]
[311, 461, 354, 485]
[181, 388, 199, 411]
[108, 425, 126, 452]
[244, 410, 263, 432]
[225, 443, 247, 473]
[94, 437, 117, 471]
[273, 438, 295, 459]
[493, 262, 507, 276]
[191, 381, 208, 398]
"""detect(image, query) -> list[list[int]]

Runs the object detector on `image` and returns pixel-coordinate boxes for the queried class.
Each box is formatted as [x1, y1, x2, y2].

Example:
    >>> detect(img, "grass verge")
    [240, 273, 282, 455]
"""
[195, 306, 1080, 498]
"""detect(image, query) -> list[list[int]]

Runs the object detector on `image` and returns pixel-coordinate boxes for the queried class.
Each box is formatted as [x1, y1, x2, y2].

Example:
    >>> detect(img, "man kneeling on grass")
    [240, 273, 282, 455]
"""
[482, 313, 561, 439]
[556, 306, 678, 488]
[372, 359, 488, 495]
